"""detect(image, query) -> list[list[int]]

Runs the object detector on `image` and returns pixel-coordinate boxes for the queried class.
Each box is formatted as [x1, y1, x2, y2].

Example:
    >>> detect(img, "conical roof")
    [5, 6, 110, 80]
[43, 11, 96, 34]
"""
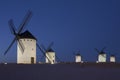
[19, 30, 36, 40]
[99, 51, 105, 54]
[47, 48, 54, 52]
[76, 53, 80, 56]
[111, 55, 115, 57]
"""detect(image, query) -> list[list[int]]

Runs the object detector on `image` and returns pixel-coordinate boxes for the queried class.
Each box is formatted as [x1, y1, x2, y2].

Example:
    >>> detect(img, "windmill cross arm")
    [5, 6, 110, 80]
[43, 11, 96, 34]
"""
[18, 10, 32, 34]
[95, 48, 100, 53]
[8, 19, 17, 35]
[4, 37, 16, 55]
[37, 43, 51, 63]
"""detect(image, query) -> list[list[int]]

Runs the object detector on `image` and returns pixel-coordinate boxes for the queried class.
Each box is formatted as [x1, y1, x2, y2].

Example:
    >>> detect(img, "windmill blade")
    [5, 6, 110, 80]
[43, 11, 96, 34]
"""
[18, 10, 32, 34]
[4, 37, 16, 55]
[107, 52, 111, 55]
[17, 39, 25, 53]
[108, 52, 115, 56]
[46, 42, 54, 51]
[37, 43, 45, 55]
[8, 19, 17, 35]
[36, 43, 51, 63]
[40, 44, 47, 51]
[101, 47, 106, 52]
[55, 55, 61, 62]
[95, 48, 100, 53]
[101, 54, 106, 58]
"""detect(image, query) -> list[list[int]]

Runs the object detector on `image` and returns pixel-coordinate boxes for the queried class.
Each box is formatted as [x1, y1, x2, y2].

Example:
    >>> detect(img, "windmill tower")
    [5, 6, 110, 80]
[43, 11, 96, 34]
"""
[110, 55, 115, 62]
[4, 11, 36, 64]
[95, 47, 106, 62]
[74, 51, 82, 63]
[75, 54, 82, 63]
[46, 48, 55, 64]
[17, 31, 36, 64]
[108, 52, 116, 63]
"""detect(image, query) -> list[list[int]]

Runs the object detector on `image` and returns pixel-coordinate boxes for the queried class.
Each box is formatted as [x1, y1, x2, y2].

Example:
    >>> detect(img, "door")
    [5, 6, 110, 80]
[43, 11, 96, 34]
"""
[31, 57, 34, 64]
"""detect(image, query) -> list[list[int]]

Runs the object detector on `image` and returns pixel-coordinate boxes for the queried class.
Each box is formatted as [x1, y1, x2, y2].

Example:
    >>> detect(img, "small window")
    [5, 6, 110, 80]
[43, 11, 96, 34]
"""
[24, 39, 25, 41]
[31, 40, 32, 41]
[27, 39, 29, 41]
[32, 48, 34, 50]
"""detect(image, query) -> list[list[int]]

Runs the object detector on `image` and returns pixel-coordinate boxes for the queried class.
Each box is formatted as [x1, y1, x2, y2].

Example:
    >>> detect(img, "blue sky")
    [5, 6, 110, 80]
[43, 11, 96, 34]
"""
[0, 0, 120, 63]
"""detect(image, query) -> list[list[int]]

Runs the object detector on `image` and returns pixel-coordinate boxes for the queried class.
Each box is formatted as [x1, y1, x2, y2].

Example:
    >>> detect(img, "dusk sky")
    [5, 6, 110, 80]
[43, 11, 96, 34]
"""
[0, 0, 120, 63]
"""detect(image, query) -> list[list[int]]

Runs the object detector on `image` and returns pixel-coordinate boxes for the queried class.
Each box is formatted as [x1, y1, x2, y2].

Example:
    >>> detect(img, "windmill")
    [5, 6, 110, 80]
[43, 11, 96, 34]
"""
[39, 42, 62, 64]
[95, 47, 106, 62]
[73, 51, 82, 63]
[110, 54, 116, 62]
[4, 10, 37, 64]
[40, 42, 56, 64]
[108, 52, 116, 62]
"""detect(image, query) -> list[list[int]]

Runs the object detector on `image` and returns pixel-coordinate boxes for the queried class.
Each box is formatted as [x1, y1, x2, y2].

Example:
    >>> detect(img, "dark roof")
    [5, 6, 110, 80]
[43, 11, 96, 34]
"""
[47, 48, 54, 52]
[99, 51, 105, 54]
[111, 55, 115, 57]
[18, 30, 36, 40]
[76, 53, 80, 56]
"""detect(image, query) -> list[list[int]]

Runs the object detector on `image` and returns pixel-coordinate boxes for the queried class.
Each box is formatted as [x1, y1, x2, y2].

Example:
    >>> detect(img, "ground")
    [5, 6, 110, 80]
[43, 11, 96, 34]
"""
[0, 63, 120, 80]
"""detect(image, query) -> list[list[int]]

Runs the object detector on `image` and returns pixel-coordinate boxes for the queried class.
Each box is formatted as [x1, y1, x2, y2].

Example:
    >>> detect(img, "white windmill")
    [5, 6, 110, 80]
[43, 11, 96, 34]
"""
[110, 55, 115, 62]
[4, 11, 36, 64]
[17, 30, 36, 64]
[76, 54, 82, 63]
[46, 48, 55, 64]
[95, 47, 106, 63]
[40, 42, 56, 64]
[108, 52, 117, 63]
[74, 51, 82, 63]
